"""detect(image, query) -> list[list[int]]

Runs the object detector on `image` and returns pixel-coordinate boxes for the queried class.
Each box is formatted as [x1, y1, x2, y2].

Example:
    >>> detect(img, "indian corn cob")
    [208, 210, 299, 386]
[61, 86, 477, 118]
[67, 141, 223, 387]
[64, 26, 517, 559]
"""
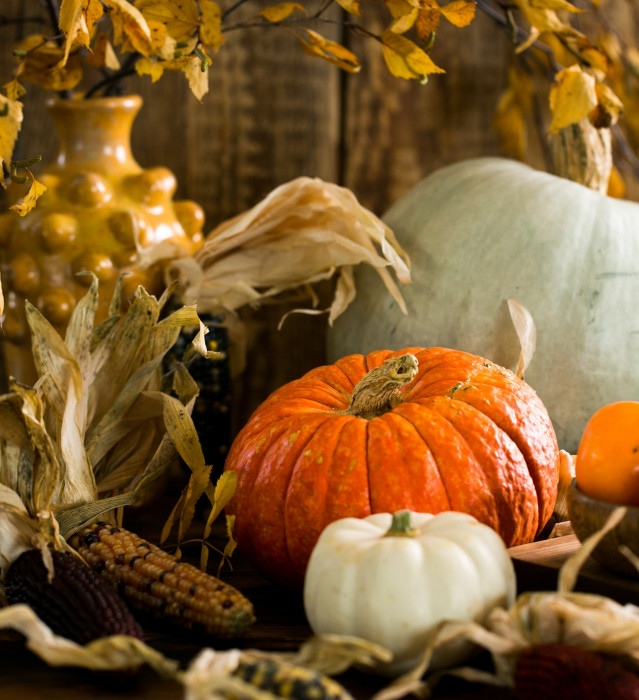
[515, 643, 639, 699]
[69, 522, 255, 638]
[4, 548, 144, 645]
[231, 658, 354, 700]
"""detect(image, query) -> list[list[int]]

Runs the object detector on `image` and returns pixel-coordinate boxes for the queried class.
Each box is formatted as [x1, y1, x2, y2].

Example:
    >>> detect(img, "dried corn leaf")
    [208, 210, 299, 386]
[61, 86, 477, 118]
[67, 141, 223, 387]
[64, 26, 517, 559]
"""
[10, 383, 66, 511]
[0, 485, 40, 579]
[291, 635, 393, 675]
[554, 450, 575, 522]
[95, 421, 163, 493]
[0, 604, 179, 674]
[156, 177, 410, 324]
[507, 297, 536, 379]
[87, 288, 160, 427]
[0, 396, 36, 510]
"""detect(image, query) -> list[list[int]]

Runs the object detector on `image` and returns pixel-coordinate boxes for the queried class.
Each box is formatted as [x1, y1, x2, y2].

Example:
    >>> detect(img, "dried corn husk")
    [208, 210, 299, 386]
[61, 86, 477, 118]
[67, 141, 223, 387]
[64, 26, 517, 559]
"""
[145, 177, 411, 325]
[182, 635, 392, 700]
[507, 298, 536, 380]
[0, 604, 178, 674]
[0, 276, 234, 572]
[0, 600, 389, 699]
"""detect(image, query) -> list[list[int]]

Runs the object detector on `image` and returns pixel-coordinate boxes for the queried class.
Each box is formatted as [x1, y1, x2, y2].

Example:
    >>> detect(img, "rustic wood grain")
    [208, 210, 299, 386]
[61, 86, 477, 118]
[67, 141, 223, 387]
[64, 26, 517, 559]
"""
[1, 0, 639, 426]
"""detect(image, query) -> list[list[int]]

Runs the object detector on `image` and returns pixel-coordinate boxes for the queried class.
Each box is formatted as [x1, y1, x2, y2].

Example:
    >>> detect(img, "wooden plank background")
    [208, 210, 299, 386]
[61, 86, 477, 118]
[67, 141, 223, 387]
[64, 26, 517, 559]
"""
[1, 0, 638, 441]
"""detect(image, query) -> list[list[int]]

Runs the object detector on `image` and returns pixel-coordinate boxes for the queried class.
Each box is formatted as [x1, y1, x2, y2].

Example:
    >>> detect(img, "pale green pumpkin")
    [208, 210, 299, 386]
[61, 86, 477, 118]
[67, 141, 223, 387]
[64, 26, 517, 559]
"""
[327, 157, 639, 453]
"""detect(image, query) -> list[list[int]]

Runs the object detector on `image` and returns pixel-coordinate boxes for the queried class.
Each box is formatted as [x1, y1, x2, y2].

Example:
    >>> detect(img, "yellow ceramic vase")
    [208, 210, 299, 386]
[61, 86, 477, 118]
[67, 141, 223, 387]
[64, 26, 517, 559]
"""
[0, 94, 204, 385]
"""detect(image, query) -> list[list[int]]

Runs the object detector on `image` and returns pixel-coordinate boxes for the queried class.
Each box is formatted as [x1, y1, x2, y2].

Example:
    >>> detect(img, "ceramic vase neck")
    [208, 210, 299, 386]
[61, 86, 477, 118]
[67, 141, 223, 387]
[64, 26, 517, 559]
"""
[46, 95, 143, 172]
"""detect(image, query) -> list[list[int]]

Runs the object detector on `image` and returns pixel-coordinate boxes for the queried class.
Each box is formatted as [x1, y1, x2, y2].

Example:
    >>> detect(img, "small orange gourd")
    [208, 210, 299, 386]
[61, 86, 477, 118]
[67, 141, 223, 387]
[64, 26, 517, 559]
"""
[575, 401, 639, 506]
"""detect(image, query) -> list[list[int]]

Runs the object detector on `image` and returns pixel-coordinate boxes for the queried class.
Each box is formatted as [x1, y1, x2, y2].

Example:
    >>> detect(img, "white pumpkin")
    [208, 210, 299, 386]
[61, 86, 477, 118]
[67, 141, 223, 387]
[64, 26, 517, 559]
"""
[327, 157, 639, 453]
[303, 510, 516, 677]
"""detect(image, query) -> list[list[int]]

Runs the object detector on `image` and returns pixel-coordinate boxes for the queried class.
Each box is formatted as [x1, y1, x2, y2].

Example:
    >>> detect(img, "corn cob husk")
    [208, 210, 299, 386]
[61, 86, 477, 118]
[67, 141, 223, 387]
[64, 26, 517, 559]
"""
[70, 522, 255, 638]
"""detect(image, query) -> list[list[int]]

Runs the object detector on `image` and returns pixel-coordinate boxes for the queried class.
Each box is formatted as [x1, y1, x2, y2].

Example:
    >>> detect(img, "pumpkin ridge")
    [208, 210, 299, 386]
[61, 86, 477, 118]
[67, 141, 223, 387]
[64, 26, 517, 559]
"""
[280, 413, 346, 580]
[226, 420, 294, 557]
[449, 384, 558, 532]
[426, 395, 539, 545]
[373, 410, 450, 512]
[394, 399, 500, 534]
[387, 406, 454, 515]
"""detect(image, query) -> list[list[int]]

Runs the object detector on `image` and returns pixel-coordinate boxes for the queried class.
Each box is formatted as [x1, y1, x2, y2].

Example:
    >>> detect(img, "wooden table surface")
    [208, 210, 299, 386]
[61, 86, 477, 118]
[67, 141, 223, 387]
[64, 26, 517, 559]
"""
[3, 505, 639, 700]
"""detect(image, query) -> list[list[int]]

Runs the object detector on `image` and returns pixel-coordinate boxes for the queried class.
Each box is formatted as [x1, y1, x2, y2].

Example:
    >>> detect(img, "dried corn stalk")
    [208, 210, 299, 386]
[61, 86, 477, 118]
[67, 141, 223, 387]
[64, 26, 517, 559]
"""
[0, 277, 239, 666]
[143, 177, 411, 326]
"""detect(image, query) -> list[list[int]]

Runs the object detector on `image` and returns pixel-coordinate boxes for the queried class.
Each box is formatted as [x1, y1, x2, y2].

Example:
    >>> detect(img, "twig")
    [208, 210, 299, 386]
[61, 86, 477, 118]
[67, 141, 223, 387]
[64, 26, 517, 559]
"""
[84, 52, 139, 98]
[45, 0, 62, 42]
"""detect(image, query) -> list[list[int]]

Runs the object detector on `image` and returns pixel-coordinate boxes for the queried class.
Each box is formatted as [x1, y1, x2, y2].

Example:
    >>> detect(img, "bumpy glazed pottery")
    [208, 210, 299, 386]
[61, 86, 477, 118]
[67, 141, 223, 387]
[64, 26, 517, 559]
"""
[0, 94, 204, 385]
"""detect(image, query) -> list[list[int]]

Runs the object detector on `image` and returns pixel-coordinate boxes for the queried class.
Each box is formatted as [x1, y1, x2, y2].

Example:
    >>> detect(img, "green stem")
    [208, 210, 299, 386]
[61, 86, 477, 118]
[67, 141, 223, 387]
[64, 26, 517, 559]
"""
[385, 510, 417, 537]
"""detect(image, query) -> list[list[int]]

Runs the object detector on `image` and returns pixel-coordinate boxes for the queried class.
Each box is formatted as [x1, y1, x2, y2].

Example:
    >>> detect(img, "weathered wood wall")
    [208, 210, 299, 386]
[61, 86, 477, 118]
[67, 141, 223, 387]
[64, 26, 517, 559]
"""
[1, 0, 638, 440]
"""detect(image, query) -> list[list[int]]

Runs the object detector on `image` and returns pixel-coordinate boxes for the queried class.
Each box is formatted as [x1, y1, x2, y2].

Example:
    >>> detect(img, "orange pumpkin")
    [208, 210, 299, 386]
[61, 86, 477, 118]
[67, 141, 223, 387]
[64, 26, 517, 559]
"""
[224, 348, 560, 587]
[575, 401, 639, 506]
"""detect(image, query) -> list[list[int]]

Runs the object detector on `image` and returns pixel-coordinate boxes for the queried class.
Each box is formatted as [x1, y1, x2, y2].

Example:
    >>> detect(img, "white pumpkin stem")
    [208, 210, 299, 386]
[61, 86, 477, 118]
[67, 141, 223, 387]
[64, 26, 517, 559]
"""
[346, 353, 418, 419]
[550, 118, 612, 194]
[384, 510, 418, 537]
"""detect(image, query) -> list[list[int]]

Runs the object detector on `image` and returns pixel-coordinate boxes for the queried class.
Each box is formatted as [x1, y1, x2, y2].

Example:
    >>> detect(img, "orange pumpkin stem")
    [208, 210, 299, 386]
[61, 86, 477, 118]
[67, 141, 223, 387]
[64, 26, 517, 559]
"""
[346, 353, 418, 419]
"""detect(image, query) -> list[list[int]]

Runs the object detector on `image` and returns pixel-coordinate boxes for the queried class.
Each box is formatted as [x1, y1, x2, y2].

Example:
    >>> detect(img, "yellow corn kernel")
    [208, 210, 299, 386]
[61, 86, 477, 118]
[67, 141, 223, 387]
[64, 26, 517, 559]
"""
[69, 522, 255, 638]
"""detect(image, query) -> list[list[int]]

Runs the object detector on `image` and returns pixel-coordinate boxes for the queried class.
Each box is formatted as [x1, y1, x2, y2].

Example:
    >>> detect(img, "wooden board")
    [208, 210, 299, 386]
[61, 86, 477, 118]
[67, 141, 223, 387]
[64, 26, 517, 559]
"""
[509, 532, 639, 606]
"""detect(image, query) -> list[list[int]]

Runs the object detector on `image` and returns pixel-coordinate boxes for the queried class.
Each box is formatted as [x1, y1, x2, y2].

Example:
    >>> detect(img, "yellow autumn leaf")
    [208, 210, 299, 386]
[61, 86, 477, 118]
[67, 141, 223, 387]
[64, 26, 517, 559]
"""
[298, 30, 361, 73]
[199, 0, 225, 53]
[135, 0, 200, 40]
[380, 30, 444, 81]
[333, 0, 362, 17]
[203, 471, 237, 540]
[581, 48, 608, 78]
[591, 82, 623, 128]
[386, 0, 418, 18]
[3, 80, 25, 102]
[85, 0, 106, 30]
[14, 36, 83, 92]
[135, 55, 165, 82]
[0, 95, 23, 185]
[440, 0, 476, 28]
[513, 0, 583, 53]
[145, 20, 169, 53]
[494, 65, 532, 161]
[171, 54, 210, 100]
[260, 3, 306, 23]
[58, 0, 88, 67]
[549, 64, 597, 133]
[526, 0, 580, 11]
[389, 9, 418, 34]
[413, 0, 441, 41]
[607, 165, 625, 199]
[10, 171, 47, 217]
[103, 0, 152, 55]
[85, 33, 121, 70]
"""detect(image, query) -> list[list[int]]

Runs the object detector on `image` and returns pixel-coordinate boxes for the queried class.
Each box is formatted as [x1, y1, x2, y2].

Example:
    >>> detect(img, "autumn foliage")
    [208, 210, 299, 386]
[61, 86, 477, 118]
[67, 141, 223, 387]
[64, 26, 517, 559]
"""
[1, 0, 639, 213]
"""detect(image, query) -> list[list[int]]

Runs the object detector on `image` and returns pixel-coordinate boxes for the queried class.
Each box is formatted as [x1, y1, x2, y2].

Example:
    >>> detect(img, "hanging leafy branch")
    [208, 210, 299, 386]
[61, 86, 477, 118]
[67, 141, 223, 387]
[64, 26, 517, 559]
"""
[480, 0, 639, 190]
[0, 0, 477, 202]
[2, 0, 639, 204]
